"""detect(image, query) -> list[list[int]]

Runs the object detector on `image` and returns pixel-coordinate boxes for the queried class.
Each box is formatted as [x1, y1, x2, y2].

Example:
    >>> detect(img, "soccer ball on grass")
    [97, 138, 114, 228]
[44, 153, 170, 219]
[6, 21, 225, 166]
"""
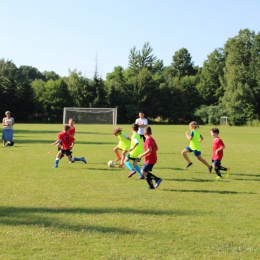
[108, 160, 115, 167]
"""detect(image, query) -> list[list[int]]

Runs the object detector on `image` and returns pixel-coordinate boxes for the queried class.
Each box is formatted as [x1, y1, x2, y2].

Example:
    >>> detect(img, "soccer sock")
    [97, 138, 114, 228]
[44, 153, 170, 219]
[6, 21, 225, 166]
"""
[148, 172, 159, 182]
[55, 158, 60, 166]
[146, 174, 154, 189]
[134, 165, 143, 177]
[72, 157, 81, 161]
[215, 169, 222, 177]
[58, 147, 61, 151]
[115, 151, 121, 159]
[220, 166, 227, 171]
[124, 161, 134, 171]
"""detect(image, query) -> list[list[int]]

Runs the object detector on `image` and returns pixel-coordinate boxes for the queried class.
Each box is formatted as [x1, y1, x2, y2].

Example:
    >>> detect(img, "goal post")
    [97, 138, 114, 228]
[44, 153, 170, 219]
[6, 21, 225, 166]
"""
[220, 116, 228, 125]
[63, 107, 117, 125]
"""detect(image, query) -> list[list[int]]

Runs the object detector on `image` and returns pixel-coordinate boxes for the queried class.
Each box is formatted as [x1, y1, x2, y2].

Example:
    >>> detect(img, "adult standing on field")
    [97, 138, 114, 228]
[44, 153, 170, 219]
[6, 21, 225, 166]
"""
[135, 111, 148, 142]
[2, 111, 15, 147]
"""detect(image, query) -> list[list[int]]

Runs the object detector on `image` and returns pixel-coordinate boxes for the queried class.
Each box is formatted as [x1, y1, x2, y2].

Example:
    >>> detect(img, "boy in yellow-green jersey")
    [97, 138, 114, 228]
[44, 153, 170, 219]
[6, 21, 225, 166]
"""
[181, 121, 212, 173]
[124, 124, 145, 179]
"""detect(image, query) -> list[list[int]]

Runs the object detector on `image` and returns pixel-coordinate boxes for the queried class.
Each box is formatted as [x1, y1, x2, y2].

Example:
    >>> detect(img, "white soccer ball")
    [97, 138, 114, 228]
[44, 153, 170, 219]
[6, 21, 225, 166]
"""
[108, 160, 115, 167]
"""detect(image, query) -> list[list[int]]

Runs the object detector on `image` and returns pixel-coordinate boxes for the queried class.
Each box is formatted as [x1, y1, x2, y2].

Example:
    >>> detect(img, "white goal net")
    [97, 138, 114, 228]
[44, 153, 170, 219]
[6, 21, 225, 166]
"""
[63, 107, 117, 125]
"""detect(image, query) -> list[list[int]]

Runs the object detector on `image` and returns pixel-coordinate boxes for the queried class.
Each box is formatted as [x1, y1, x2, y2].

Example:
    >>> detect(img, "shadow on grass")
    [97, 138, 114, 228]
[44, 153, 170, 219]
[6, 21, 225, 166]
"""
[231, 173, 260, 177]
[0, 206, 198, 233]
[15, 130, 110, 135]
[162, 189, 256, 195]
[157, 167, 185, 171]
[164, 178, 214, 182]
[5, 140, 115, 145]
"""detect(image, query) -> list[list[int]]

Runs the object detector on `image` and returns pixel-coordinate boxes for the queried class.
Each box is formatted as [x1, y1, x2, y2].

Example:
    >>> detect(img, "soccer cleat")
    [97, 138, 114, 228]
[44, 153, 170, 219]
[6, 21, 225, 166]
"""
[226, 168, 231, 178]
[53, 165, 58, 168]
[216, 176, 223, 180]
[81, 157, 87, 164]
[208, 166, 213, 173]
[139, 175, 145, 179]
[128, 169, 136, 178]
[185, 162, 193, 169]
[118, 164, 123, 168]
[155, 178, 162, 188]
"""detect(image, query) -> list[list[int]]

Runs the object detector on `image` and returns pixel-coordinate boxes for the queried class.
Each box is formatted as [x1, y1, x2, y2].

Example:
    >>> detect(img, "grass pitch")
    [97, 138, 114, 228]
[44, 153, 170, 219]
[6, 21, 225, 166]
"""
[0, 124, 259, 259]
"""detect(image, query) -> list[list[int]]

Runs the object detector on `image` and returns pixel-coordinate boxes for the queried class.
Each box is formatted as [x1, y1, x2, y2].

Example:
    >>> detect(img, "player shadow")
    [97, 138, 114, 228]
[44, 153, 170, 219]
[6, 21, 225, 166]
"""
[0, 206, 202, 233]
[162, 189, 256, 195]
[156, 167, 185, 171]
[231, 178, 260, 182]
[15, 129, 58, 135]
[230, 173, 260, 177]
[164, 178, 214, 183]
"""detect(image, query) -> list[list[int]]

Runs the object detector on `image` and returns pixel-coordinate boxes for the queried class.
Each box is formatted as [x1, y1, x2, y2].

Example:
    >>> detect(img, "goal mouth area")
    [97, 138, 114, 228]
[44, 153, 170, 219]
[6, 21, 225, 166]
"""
[63, 107, 117, 125]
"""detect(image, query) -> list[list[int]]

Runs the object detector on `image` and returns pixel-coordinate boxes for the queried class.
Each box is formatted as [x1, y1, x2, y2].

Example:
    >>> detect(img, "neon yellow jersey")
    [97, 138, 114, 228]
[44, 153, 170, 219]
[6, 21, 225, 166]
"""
[117, 132, 131, 150]
[129, 133, 144, 158]
[189, 130, 201, 151]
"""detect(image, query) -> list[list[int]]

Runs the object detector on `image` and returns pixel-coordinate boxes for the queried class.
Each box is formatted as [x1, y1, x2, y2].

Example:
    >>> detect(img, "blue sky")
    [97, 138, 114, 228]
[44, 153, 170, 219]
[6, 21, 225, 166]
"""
[1, 0, 260, 78]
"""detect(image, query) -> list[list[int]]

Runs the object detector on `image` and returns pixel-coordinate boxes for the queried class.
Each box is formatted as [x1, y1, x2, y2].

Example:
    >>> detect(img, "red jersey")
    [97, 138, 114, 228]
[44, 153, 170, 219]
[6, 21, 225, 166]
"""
[212, 137, 225, 160]
[144, 136, 158, 164]
[59, 132, 75, 150]
[68, 125, 75, 136]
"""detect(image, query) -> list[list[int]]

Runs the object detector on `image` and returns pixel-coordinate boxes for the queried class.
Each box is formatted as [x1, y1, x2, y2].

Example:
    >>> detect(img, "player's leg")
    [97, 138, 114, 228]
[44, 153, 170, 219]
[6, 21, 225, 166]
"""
[181, 147, 193, 168]
[133, 159, 144, 179]
[53, 151, 62, 168]
[212, 160, 223, 178]
[196, 153, 212, 172]
[124, 155, 136, 177]
[113, 146, 121, 162]
[119, 150, 127, 168]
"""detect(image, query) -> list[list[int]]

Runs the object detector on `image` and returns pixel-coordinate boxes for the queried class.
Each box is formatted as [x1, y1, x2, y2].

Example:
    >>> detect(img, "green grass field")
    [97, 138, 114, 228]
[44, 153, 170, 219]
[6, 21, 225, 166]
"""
[0, 124, 259, 260]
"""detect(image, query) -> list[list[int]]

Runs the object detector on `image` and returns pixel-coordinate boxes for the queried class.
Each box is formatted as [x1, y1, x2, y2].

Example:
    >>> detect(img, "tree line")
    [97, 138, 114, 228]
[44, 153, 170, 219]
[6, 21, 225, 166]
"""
[1, 29, 260, 125]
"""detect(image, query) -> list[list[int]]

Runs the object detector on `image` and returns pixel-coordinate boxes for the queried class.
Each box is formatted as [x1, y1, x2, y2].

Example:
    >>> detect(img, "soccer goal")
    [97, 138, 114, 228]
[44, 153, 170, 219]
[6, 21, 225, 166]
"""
[220, 116, 228, 125]
[63, 107, 117, 125]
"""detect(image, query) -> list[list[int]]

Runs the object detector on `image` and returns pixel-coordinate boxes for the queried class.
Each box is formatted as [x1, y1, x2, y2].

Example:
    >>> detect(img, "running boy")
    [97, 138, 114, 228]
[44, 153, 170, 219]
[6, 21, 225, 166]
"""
[138, 126, 162, 189]
[210, 127, 230, 179]
[181, 121, 212, 173]
[113, 126, 131, 168]
[51, 125, 86, 168]
[124, 123, 145, 179]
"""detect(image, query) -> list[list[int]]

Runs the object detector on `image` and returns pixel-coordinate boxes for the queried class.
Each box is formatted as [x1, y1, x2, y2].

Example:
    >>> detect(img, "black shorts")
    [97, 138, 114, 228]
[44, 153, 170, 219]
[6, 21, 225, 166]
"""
[61, 149, 72, 156]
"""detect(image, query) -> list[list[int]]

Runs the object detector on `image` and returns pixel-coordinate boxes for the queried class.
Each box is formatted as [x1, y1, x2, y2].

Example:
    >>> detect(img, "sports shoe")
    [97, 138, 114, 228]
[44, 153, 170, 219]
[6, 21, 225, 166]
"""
[226, 168, 231, 178]
[155, 178, 162, 188]
[128, 170, 136, 178]
[118, 164, 123, 168]
[81, 157, 87, 164]
[139, 175, 145, 179]
[185, 162, 193, 169]
[216, 176, 223, 180]
[208, 166, 213, 173]
[53, 165, 58, 168]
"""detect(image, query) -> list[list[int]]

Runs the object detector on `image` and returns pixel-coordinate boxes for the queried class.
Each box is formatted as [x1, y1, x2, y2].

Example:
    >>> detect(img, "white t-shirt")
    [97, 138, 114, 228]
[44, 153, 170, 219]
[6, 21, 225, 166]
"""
[135, 118, 148, 135]
[3, 117, 14, 129]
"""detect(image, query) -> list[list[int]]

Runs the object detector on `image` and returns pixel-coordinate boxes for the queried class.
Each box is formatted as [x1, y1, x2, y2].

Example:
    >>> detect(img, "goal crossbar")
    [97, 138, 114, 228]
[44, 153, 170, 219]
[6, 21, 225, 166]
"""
[63, 107, 117, 125]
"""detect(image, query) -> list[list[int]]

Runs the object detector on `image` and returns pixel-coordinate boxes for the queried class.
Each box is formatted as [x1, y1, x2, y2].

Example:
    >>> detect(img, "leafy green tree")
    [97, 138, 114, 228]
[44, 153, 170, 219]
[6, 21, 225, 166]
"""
[42, 78, 73, 122]
[221, 29, 257, 125]
[196, 48, 226, 106]
[171, 48, 197, 78]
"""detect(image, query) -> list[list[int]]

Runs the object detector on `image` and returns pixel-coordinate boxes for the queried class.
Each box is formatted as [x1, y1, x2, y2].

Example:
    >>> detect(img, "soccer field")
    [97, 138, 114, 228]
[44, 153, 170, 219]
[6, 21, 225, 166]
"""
[0, 124, 259, 259]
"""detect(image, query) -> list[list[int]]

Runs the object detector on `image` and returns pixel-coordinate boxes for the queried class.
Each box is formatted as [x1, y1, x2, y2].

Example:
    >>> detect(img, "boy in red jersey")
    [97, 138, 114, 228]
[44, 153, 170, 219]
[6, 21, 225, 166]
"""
[210, 128, 230, 179]
[57, 118, 75, 152]
[51, 125, 86, 168]
[138, 126, 162, 189]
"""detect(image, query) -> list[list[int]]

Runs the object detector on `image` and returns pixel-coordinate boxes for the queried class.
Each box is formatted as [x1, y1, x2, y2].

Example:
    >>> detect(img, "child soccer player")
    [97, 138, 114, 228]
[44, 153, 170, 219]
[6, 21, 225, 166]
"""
[57, 117, 75, 157]
[138, 126, 162, 189]
[51, 125, 86, 168]
[124, 123, 145, 179]
[210, 127, 230, 179]
[113, 127, 131, 168]
[181, 121, 212, 173]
